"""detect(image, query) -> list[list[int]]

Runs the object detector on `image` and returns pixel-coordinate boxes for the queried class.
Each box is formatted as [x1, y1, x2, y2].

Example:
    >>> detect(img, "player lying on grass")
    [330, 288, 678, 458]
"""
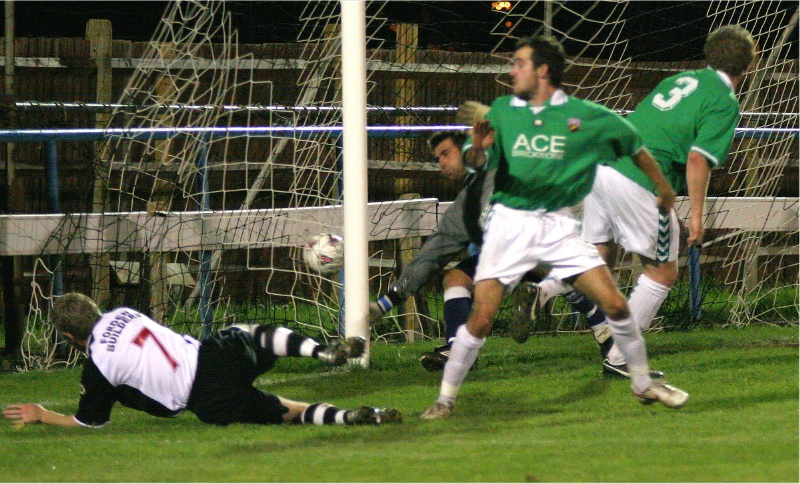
[3, 292, 401, 428]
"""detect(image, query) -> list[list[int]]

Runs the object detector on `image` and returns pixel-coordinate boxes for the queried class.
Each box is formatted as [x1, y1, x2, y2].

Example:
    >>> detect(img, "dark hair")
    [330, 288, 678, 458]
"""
[51, 292, 103, 341]
[515, 35, 566, 87]
[705, 25, 756, 77]
[427, 130, 468, 153]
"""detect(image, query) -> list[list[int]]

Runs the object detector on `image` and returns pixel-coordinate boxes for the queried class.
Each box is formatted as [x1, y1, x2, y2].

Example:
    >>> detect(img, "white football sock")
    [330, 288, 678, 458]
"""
[537, 277, 568, 305]
[606, 342, 625, 366]
[439, 325, 485, 405]
[629, 274, 671, 331]
[605, 315, 651, 393]
[444, 286, 471, 301]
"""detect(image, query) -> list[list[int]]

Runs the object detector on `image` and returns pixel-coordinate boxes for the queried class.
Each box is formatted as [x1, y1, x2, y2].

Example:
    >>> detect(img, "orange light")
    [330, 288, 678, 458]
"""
[492, 1, 512, 12]
[505, 20, 513, 28]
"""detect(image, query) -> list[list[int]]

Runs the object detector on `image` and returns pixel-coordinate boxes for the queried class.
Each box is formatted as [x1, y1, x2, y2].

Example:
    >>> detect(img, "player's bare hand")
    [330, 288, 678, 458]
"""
[687, 217, 705, 247]
[3, 403, 43, 426]
[472, 120, 495, 150]
[655, 186, 676, 213]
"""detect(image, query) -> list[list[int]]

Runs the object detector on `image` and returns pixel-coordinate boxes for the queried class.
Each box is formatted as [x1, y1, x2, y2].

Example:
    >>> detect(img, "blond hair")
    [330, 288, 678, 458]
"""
[51, 292, 103, 340]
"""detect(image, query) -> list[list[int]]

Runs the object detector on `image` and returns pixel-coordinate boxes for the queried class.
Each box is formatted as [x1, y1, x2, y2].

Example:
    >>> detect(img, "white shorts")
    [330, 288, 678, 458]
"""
[475, 204, 606, 289]
[581, 165, 680, 262]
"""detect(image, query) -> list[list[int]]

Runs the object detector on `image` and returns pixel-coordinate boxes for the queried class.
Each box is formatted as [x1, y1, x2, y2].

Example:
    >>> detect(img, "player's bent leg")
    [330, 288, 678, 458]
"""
[571, 267, 655, 391]
[570, 266, 629, 321]
[562, 289, 613, 359]
[442, 271, 474, 343]
[234, 325, 364, 366]
[420, 267, 475, 372]
[232, 325, 321, 359]
[422, 280, 500, 420]
[465, 279, 504, 338]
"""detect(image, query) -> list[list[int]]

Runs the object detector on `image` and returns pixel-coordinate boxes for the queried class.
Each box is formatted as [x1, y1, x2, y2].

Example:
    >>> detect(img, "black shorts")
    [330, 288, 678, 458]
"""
[186, 328, 288, 425]
[453, 254, 479, 279]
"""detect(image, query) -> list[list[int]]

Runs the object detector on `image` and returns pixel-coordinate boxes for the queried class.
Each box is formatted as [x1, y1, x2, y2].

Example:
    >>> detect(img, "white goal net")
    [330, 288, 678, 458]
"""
[5, 1, 796, 369]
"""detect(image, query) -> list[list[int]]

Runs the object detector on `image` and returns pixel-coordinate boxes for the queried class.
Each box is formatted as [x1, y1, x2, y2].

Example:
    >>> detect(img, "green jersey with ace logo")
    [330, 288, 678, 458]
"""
[611, 67, 739, 194]
[483, 92, 645, 212]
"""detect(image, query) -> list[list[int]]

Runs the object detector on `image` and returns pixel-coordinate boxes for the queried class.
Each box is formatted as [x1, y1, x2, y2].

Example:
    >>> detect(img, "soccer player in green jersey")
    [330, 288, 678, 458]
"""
[535, 25, 757, 378]
[421, 35, 688, 420]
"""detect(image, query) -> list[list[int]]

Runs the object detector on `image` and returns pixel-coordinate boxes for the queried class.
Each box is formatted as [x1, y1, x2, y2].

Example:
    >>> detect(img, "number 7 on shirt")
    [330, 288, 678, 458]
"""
[133, 327, 179, 371]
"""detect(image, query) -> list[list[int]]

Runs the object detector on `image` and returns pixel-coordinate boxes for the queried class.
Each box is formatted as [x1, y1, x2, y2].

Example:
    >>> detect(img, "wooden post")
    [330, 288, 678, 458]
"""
[393, 23, 418, 196]
[397, 193, 422, 341]
[1, 0, 22, 365]
[86, 19, 113, 306]
[392, 24, 421, 341]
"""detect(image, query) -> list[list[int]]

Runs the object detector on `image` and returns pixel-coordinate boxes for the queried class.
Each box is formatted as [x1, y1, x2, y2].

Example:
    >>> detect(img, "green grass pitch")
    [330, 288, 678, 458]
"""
[1, 324, 797, 482]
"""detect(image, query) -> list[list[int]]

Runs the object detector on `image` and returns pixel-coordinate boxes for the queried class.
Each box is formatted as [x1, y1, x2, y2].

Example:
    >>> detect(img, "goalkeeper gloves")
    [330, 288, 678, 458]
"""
[369, 289, 403, 322]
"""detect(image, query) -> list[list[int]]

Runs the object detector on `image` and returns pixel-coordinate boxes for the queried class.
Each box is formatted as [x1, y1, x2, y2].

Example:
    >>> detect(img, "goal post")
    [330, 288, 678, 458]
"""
[340, 0, 371, 364]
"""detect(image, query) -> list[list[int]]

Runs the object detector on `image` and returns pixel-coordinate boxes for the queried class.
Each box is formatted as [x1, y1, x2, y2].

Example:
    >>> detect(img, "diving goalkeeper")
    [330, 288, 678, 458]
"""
[369, 103, 615, 371]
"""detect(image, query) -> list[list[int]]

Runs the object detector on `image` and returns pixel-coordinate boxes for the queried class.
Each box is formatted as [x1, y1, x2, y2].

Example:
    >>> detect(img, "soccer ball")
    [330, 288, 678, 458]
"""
[302, 233, 344, 274]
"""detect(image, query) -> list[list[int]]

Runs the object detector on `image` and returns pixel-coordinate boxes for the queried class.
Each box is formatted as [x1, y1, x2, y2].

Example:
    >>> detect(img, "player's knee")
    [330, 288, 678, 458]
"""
[466, 307, 497, 338]
[656, 266, 679, 287]
[466, 318, 492, 338]
[643, 260, 678, 287]
[443, 269, 473, 291]
[600, 296, 629, 320]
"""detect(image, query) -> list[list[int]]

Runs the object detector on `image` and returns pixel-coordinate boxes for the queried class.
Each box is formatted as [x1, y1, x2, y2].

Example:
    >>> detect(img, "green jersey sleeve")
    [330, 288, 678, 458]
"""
[599, 108, 646, 160]
[691, 95, 739, 168]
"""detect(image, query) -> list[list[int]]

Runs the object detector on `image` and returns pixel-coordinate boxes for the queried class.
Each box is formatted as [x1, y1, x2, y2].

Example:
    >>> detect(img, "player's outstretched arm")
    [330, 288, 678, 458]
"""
[3, 403, 81, 428]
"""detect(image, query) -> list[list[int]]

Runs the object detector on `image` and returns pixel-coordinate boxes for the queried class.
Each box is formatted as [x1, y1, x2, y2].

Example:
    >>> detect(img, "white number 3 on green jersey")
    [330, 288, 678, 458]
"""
[652, 76, 699, 110]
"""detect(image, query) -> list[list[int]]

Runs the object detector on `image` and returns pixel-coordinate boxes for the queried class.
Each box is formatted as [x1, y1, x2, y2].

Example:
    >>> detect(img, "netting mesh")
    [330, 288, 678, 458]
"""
[8, 1, 797, 370]
[484, 1, 798, 334]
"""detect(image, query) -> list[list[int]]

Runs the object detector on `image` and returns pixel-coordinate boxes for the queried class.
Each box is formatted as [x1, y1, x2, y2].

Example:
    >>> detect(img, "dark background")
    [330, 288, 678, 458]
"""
[8, 1, 797, 60]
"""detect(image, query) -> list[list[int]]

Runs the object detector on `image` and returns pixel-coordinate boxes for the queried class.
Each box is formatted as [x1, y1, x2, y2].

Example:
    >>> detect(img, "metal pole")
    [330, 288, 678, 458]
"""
[688, 245, 702, 323]
[44, 140, 63, 295]
[44, 139, 66, 358]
